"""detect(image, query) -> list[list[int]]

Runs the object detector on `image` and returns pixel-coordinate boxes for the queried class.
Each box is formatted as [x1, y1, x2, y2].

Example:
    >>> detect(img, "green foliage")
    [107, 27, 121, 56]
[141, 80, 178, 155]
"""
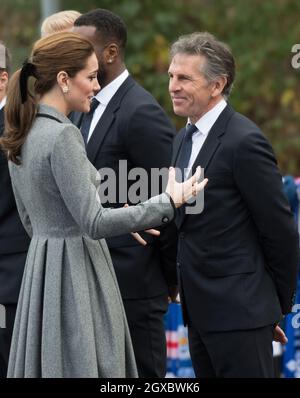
[1, 0, 300, 174]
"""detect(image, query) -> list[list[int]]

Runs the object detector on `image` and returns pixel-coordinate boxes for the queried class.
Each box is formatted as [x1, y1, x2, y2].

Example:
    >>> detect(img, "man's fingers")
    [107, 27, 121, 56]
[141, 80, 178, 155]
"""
[131, 232, 147, 246]
[273, 326, 288, 344]
[145, 228, 160, 236]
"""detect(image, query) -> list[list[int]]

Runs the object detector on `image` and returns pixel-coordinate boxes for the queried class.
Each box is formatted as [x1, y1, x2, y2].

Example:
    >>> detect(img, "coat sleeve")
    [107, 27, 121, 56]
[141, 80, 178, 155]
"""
[51, 125, 175, 240]
[233, 130, 300, 314]
[10, 177, 33, 238]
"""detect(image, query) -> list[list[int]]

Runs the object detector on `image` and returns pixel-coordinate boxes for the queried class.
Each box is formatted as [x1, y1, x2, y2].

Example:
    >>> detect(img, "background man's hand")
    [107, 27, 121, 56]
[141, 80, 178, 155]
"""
[273, 325, 288, 344]
[168, 285, 180, 303]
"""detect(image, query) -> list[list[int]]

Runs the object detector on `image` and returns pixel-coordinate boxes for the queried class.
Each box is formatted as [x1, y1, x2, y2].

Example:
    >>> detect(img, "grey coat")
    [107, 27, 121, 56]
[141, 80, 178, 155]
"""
[7, 104, 174, 378]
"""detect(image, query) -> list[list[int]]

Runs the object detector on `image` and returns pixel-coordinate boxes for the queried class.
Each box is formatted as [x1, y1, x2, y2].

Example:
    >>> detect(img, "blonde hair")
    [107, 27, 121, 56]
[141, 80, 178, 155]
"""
[41, 10, 81, 37]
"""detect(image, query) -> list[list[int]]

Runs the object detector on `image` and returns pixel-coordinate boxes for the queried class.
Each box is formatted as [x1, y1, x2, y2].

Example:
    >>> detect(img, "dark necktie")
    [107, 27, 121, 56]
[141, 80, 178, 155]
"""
[176, 124, 198, 182]
[175, 124, 198, 228]
[80, 98, 100, 145]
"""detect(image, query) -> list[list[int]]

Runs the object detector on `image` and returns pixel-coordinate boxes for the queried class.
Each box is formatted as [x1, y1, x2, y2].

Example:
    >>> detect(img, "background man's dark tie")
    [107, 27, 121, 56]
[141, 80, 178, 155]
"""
[175, 124, 198, 227]
[80, 98, 100, 145]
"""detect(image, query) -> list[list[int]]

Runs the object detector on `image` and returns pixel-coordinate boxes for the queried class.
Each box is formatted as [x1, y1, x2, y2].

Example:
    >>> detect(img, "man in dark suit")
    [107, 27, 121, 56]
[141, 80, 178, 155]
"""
[72, 9, 178, 377]
[168, 32, 299, 378]
[0, 43, 30, 377]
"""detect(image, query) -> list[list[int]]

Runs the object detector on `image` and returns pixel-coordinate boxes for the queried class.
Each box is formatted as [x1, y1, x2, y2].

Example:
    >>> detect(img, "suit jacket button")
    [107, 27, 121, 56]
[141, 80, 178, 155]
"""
[162, 216, 169, 223]
[180, 232, 185, 239]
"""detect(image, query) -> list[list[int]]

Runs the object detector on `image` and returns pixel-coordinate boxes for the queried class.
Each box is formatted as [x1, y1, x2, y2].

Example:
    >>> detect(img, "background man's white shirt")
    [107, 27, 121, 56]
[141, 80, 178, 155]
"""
[185, 98, 227, 179]
[0, 97, 6, 111]
[87, 70, 129, 142]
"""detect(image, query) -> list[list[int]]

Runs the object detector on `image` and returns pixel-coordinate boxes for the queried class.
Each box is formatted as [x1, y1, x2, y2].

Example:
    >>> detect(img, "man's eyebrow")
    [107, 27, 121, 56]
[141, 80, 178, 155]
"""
[169, 72, 192, 79]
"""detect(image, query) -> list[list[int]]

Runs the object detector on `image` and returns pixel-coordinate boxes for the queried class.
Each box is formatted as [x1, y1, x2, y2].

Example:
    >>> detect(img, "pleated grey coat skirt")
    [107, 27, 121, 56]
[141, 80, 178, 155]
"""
[7, 104, 174, 378]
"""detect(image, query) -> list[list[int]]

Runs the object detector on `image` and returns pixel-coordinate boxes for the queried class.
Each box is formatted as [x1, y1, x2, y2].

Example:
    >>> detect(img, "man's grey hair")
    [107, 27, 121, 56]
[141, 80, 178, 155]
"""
[170, 32, 235, 98]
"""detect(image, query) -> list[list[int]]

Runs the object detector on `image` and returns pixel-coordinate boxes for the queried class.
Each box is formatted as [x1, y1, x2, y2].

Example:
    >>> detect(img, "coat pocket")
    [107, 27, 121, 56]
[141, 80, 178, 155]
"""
[201, 255, 256, 278]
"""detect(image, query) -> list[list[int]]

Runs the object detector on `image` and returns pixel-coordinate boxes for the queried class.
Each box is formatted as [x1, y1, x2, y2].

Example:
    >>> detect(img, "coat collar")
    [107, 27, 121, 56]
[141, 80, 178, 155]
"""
[38, 104, 71, 124]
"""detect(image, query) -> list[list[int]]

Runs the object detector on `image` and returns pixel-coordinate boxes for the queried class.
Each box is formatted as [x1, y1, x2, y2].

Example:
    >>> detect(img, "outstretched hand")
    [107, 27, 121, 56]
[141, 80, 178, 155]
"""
[166, 166, 208, 208]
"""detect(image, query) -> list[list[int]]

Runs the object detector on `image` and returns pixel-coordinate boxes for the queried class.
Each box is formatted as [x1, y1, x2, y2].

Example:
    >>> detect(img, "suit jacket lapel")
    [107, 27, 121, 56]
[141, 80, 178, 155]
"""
[172, 130, 185, 166]
[173, 104, 235, 228]
[86, 75, 136, 163]
[172, 105, 234, 172]
[69, 111, 84, 128]
[0, 107, 4, 136]
[191, 104, 235, 175]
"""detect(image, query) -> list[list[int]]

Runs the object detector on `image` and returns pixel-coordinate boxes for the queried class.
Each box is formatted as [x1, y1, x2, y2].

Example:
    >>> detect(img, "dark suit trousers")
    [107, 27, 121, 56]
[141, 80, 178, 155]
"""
[188, 323, 275, 378]
[0, 304, 17, 378]
[0, 251, 27, 377]
[123, 294, 168, 378]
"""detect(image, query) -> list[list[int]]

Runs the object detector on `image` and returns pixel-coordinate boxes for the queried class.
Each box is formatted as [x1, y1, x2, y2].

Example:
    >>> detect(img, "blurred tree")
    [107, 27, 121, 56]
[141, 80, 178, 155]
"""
[0, 0, 299, 174]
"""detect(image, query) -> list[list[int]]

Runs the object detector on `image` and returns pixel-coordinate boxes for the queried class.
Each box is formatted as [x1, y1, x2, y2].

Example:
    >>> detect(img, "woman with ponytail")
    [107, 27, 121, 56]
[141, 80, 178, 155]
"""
[0, 32, 206, 378]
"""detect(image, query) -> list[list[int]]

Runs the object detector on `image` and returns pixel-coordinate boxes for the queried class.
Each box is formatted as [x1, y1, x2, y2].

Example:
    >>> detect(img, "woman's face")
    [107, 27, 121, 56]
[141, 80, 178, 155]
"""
[67, 52, 100, 113]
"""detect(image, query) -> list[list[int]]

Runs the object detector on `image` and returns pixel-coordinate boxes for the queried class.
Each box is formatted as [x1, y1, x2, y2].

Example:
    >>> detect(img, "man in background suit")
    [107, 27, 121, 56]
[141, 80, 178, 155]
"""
[72, 9, 178, 377]
[0, 43, 30, 377]
[169, 32, 299, 378]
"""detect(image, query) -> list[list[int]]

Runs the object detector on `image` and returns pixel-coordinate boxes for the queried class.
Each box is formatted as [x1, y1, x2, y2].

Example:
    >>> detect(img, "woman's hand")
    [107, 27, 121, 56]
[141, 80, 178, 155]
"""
[166, 166, 208, 208]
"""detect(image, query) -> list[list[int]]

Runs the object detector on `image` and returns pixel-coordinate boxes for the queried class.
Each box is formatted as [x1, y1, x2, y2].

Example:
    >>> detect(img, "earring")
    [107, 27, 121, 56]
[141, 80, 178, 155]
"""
[62, 86, 69, 93]
[108, 59, 113, 63]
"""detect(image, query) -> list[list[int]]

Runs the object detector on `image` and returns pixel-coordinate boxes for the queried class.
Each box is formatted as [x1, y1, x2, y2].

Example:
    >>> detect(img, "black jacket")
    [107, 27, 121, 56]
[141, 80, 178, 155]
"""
[172, 104, 299, 332]
[0, 107, 30, 303]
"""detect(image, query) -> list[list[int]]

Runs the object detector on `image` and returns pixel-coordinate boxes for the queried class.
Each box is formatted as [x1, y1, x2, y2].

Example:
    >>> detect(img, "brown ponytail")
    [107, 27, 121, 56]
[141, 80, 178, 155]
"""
[0, 69, 37, 164]
[0, 32, 94, 165]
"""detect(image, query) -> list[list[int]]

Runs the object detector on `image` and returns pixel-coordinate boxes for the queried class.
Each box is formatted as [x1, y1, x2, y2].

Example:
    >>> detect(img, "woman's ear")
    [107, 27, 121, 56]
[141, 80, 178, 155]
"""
[57, 71, 69, 93]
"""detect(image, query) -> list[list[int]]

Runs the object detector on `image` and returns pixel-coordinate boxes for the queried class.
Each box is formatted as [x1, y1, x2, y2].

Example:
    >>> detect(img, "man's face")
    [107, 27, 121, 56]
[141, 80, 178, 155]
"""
[0, 70, 9, 101]
[168, 53, 215, 124]
[72, 25, 107, 86]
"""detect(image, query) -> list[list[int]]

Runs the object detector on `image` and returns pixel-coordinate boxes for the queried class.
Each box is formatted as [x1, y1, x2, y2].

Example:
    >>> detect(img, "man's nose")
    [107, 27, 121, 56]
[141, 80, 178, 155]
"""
[169, 77, 179, 93]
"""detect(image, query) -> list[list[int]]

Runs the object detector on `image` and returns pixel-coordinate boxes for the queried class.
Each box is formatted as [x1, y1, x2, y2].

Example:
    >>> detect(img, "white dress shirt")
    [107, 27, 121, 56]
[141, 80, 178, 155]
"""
[184, 98, 227, 179]
[0, 96, 6, 110]
[87, 69, 129, 143]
